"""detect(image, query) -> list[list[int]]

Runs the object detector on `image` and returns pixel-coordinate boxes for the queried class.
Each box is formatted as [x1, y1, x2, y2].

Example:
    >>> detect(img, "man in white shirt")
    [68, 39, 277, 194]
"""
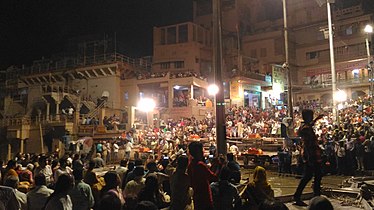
[4, 176, 27, 210]
[125, 140, 133, 159]
[27, 174, 54, 210]
[113, 142, 119, 161]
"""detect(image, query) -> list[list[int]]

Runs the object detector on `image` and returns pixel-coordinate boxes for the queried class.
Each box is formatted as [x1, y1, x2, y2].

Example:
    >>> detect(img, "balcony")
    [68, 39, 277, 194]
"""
[334, 5, 363, 20]
[308, 77, 369, 90]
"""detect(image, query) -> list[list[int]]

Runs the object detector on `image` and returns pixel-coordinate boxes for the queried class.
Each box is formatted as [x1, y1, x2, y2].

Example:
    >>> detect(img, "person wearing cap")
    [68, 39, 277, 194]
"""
[293, 109, 324, 206]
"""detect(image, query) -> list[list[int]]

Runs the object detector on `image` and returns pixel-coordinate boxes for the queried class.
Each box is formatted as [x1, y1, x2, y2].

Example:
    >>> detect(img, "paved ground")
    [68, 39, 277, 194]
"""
[100, 164, 364, 208]
[241, 169, 348, 196]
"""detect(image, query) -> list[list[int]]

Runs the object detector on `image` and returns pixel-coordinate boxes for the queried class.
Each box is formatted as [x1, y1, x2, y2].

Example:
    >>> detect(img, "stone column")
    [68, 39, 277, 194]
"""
[56, 102, 60, 121]
[190, 84, 194, 99]
[46, 102, 50, 121]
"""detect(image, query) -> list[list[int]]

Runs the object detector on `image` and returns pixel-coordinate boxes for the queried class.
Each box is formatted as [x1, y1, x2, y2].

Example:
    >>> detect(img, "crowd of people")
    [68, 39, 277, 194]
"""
[0, 141, 298, 210]
[3, 95, 374, 209]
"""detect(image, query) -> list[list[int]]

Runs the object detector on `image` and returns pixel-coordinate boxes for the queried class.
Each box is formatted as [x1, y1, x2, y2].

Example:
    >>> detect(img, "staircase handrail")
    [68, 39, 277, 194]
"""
[82, 100, 106, 119]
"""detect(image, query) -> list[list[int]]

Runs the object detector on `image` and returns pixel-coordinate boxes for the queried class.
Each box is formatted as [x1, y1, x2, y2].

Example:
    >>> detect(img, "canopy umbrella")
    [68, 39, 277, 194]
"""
[77, 136, 94, 154]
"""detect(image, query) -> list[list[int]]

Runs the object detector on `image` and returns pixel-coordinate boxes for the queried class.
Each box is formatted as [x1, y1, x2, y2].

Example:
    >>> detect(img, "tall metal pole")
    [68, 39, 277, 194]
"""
[327, 1, 337, 122]
[213, 0, 227, 155]
[282, 0, 293, 120]
[366, 36, 372, 97]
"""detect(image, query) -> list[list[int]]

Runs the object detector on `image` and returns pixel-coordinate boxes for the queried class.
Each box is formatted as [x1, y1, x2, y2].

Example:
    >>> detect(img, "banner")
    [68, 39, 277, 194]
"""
[272, 65, 286, 93]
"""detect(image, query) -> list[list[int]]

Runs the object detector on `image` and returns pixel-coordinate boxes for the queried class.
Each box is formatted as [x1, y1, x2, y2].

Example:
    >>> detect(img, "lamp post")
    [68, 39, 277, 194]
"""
[137, 98, 156, 127]
[335, 89, 347, 124]
[316, 0, 337, 122]
[281, 0, 293, 121]
[212, 0, 227, 155]
[208, 83, 219, 124]
[364, 24, 373, 97]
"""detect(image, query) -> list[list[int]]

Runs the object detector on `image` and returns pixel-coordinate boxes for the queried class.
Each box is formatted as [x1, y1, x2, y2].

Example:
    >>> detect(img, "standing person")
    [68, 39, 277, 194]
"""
[170, 155, 192, 210]
[113, 142, 120, 162]
[69, 170, 94, 210]
[335, 140, 346, 175]
[102, 142, 108, 164]
[187, 141, 218, 210]
[27, 174, 54, 210]
[293, 109, 323, 206]
[106, 142, 112, 164]
[34, 156, 54, 186]
[96, 142, 103, 154]
[125, 140, 133, 160]
[291, 145, 300, 175]
[44, 174, 73, 210]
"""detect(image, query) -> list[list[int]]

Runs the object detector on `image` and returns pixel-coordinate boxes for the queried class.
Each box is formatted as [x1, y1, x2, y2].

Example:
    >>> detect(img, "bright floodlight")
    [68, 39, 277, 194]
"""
[207, 84, 219, 96]
[335, 90, 347, 102]
[365, 24, 373, 33]
[137, 98, 156, 112]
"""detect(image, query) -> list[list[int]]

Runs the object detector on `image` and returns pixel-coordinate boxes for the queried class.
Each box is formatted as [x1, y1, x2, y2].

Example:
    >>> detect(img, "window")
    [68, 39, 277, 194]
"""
[306, 51, 319, 60]
[175, 61, 184, 69]
[160, 62, 170, 69]
[124, 92, 129, 100]
[251, 49, 257, 58]
[260, 48, 267, 57]
[345, 26, 353, 35]
[178, 24, 188, 43]
[160, 28, 166, 45]
[167, 27, 176, 44]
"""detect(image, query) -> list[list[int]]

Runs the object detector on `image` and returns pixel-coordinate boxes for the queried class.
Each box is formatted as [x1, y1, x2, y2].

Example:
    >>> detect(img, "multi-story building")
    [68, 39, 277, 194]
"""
[242, 0, 374, 106]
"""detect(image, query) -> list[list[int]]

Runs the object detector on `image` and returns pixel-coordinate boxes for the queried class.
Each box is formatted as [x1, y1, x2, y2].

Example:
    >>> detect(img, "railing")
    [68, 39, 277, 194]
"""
[308, 77, 369, 89]
[82, 100, 106, 120]
[4, 52, 152, 77]
[334, 5, 363, 19]
[230, 71, 269, 82]
[0, 117, 31, 127]
[0, 115, 73, 127]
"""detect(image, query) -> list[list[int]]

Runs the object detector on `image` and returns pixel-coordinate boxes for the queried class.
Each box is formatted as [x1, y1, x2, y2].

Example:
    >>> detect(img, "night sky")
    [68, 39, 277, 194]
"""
[0, 0, 193, 68]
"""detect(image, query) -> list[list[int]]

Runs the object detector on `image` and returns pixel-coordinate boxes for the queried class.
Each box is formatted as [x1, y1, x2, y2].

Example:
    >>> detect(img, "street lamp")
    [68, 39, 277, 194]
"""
[316, 0, 337, 122]
[335, 89, 347, 123]
[137, 98, 156, 113]
[207, 84, 219, 96]
[364, 24, 373, 97]
[336, 89, 347, 102]
[280, 0, 293, 121]
[212, 0, 227, 155]
[137, 98, 156, 127]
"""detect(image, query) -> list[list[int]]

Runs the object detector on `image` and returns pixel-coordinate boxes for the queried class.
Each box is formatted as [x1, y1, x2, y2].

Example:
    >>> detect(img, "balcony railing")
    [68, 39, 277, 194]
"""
[0, 114, 74, 127]
[4, 53, 152, 77]
[308, 77, 369, 89]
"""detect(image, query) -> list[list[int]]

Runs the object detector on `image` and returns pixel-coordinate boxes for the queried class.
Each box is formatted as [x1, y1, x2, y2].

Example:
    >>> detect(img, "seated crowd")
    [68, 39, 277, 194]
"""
[0, 141, 291, 210]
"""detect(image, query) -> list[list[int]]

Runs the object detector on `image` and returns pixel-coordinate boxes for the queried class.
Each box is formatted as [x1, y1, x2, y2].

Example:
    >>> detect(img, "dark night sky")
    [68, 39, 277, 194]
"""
[0, 0, 193, 68]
